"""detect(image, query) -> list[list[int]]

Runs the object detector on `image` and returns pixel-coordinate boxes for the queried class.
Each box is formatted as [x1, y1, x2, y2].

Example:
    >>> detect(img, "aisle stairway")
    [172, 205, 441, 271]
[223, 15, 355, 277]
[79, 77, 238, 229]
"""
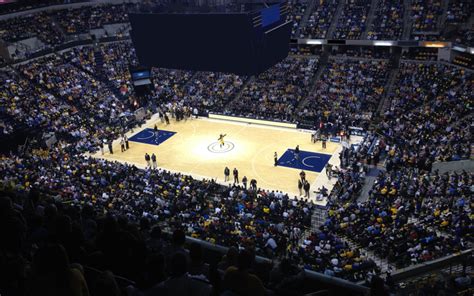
[224, 76, 254, 110]
[377, 51, 401, 115]
[91, 48, 124, 99]
[402, 0, 412, 40]
[326, 0, 345, 39]
[296, 0, 317, 37]
[49, 13, 68, 42]
[362, 0, 379, 39]
[377, 68, 399, 115]
[93, 49, 104, 69]
[438, 0, 450, 32]
[296, 51, 329, 114]
[338, 235, 396, 279]
[311, 206, 328, 232]
[357, 167, 381, 203]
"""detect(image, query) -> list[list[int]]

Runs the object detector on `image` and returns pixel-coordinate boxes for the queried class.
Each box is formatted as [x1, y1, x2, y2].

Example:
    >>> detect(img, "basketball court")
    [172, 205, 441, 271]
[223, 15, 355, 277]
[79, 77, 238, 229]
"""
[91, 115, 350, 204]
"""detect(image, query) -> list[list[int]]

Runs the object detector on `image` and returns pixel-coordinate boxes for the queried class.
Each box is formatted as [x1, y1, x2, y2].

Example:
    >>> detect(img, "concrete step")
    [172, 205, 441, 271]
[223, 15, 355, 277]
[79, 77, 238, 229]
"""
[438, 0, 450, 32]
[402, 0, 412, 40]
[362, 0, 379, 39]
[327, 0, 345, 39]
[296, 51, 329, 113]
[296, 0, 317, 38]
[339, 235, 396, 275]
[377, 67, 400, 115]
[225, 76, 254, 108]
[357, 171, 378, 203]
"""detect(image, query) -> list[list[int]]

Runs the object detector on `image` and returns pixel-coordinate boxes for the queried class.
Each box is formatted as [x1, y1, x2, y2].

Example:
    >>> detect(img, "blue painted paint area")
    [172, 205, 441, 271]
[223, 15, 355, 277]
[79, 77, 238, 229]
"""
[277, 149, 332, 173]
[129, 128, 176, 146]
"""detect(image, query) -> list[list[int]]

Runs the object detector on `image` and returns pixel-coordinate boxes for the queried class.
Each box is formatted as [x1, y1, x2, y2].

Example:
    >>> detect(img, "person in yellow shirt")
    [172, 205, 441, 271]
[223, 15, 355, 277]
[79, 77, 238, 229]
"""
[218, 133, 226, 148]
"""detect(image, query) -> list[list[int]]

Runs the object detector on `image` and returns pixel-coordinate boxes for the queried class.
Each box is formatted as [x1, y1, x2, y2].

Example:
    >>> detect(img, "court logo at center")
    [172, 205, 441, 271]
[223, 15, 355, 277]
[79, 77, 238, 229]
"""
[207, 141, 235, 153]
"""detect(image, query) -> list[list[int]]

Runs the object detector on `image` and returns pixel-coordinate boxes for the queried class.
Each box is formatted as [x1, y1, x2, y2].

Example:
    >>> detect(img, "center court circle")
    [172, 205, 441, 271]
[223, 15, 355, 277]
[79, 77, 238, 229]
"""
[207, 141, 235, 153]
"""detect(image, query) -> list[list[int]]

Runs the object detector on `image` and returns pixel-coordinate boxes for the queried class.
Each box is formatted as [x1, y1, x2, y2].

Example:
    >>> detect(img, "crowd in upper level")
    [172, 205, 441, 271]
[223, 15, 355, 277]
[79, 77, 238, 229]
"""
[331, 0, 369, 40]
[287, 0, 308, 38]
[0, 3, 133, 48]
[56, 4, 132, 34]
[411, 0, 444, 34]
[0, 0, 473, 51]
[300, 0, 338, 39]
[367, 0, 404, 40]
[381, 62, 473, 162]
[0, 11, 64, 45]
[299, 58, 389, 134]
[224, 56, 318, 122]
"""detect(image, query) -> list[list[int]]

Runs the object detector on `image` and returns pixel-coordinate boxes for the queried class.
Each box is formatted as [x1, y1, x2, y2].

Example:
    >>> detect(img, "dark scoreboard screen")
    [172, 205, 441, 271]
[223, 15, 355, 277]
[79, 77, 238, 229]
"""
[129, 1, 290, 75]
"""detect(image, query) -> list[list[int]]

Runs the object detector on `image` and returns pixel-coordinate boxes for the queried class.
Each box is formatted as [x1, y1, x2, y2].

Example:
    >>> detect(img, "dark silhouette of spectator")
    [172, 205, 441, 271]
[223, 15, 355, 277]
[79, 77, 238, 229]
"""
[269, 258, 305, 296]
[165, 229, 189, 272]
[27, 244, 90, 296]
[218, 247, 239, 271]
[188, 243, 209, 280]
[152, 253, 212, 296]
[370, 275, 389, 296]
[223, 249, 265, 296]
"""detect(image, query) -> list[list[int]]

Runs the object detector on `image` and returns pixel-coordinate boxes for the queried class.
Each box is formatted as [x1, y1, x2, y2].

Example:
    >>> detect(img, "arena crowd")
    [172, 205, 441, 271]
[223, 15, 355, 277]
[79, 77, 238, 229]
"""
[0, 2, 473, 296]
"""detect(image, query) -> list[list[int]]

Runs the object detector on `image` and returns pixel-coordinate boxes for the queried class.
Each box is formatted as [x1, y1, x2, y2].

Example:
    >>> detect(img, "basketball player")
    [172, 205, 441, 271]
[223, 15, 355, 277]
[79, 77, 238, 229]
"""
[294, 145, 300, 161]
[274, 152, 278, 166]
[311, 130, 319, 143]
[218, 134, 227, 148]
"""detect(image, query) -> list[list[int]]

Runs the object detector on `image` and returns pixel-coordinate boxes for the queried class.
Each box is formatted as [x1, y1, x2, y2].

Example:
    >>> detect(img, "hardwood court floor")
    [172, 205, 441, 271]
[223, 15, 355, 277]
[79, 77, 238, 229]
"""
[92, 117, 340, 200]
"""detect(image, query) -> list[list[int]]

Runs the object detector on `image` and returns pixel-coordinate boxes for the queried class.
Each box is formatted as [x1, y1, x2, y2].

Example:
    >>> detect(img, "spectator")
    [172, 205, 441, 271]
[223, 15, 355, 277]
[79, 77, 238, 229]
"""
[28, 244, 90, 296]
[223, 249, 265, 296]
[332, 0, 370, 40]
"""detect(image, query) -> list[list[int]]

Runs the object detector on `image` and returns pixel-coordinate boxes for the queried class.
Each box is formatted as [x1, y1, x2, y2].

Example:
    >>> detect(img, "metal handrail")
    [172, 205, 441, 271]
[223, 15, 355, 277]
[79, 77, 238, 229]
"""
[391, 249, 473, 282]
